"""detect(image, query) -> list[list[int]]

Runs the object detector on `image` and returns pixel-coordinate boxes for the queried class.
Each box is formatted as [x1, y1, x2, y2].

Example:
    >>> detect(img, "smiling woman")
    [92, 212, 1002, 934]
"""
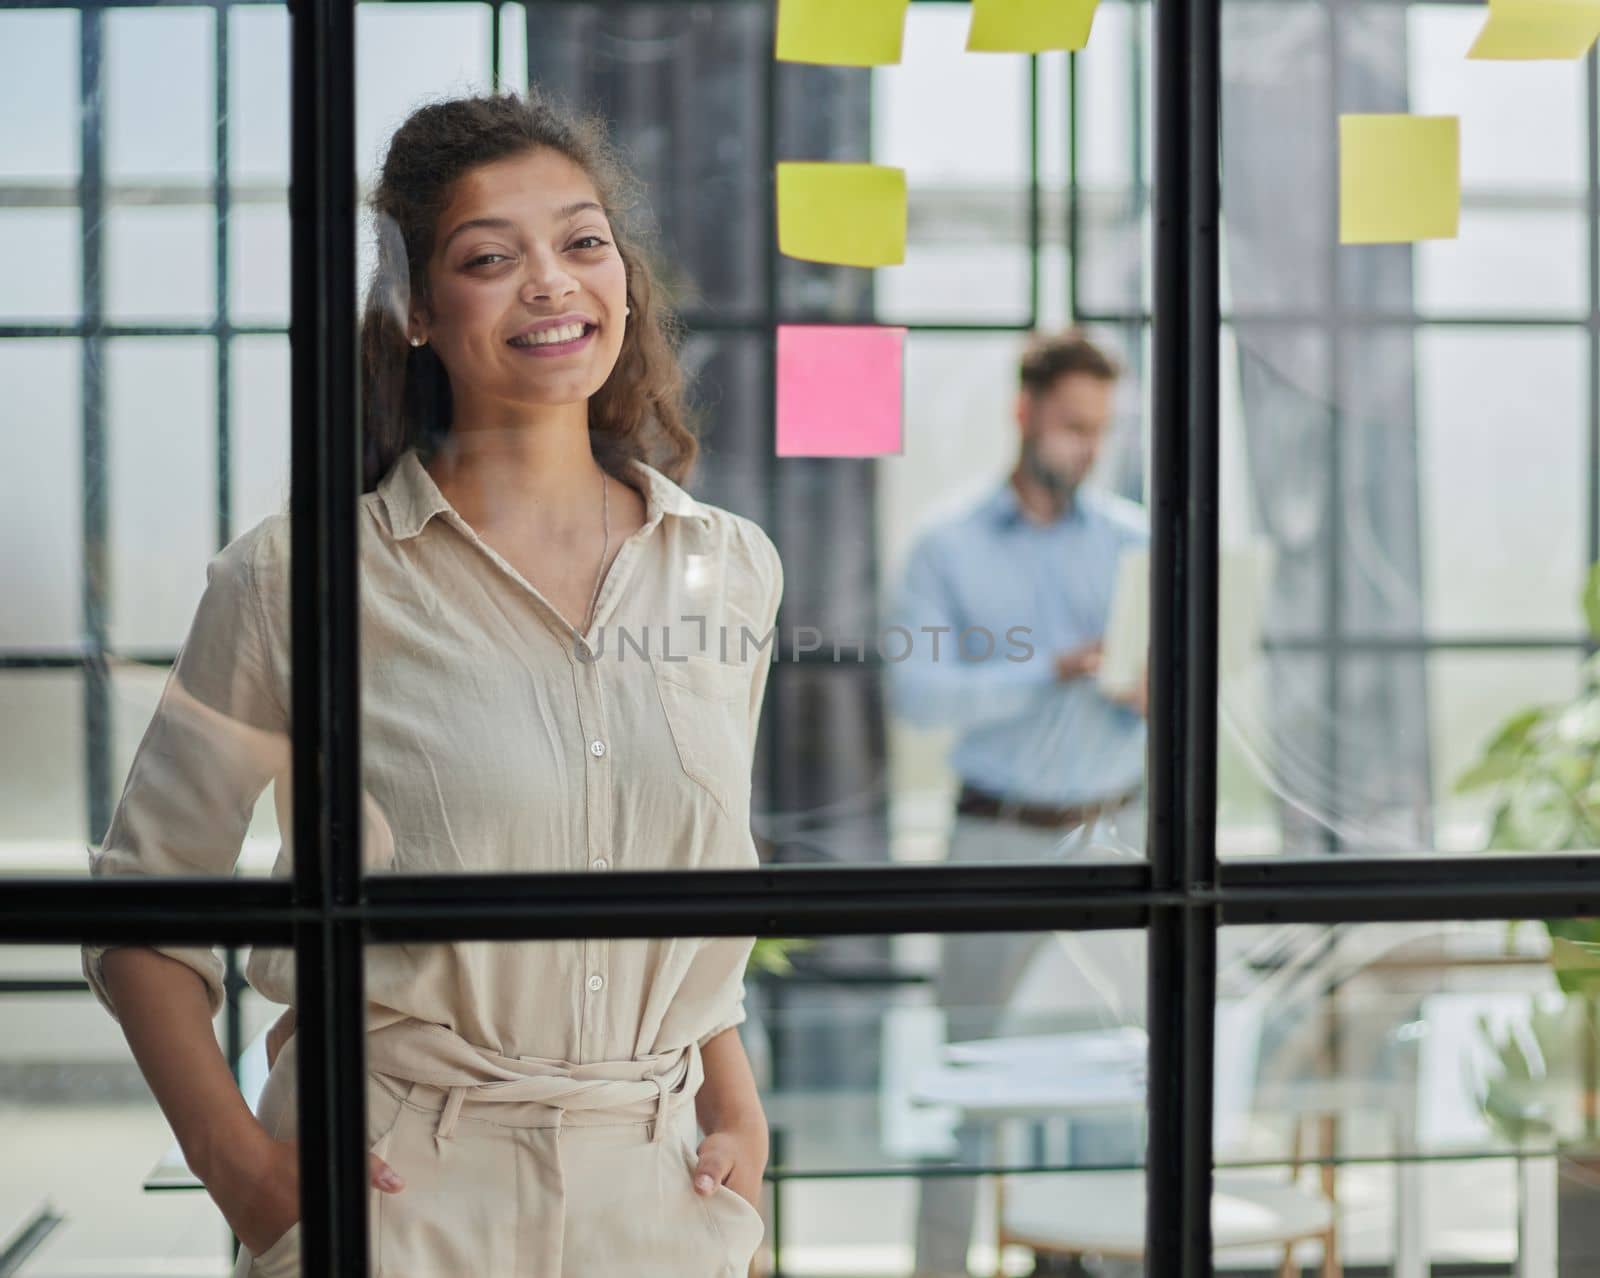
[358, 89, 695, 498]
[81, 84, 778, 1278]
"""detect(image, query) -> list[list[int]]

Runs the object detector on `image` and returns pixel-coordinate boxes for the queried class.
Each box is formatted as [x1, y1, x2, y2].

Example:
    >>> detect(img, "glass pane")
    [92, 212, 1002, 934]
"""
[7, 4, 299, 1274]
[885, 329, 1151, 863]
[104, 205, 217, 324]
[0, 673, 86, 865]
[1409, 5, 1586, 193]
[0, 946, 284, 1275]
[356, 4, 494, 182]
[1218, 0, 1594, 859]
[0, 9, 80, 182]
[104, 7, 214, 185]
[229, 6, 290, 187]
[228, 203, 290, 327]
[289, 931, 1162, 1274]
[1417, 208, 1587, 317]
[350, 36, 1146, 878]
[1417, 329, 1586, 638]
[0, 209, 81, 322]
[1429, 651, 1590, 853]
[1218, 920, 1600, 1275]
[0, 339, 81, 649]
[1074, 0, 1151, 317]
[228, 335, 292, 535]
[497, 3, 528, 92]
[872, 2, 1033, 325]
[105, 337, 217, 651]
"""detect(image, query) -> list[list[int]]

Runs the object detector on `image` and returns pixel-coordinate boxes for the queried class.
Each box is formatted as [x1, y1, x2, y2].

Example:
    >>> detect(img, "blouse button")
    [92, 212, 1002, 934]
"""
[587, 973, 605, 992]
[589, 739, 607, 758]
[591, 857, 610, 871]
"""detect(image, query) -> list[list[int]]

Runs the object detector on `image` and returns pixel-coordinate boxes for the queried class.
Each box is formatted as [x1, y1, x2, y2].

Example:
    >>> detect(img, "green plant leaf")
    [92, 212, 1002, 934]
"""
[1556, 698, 1600, 749]
[1453, 754, 1521, 794]
[1584, 563, 1600, 639]
[1508, 776, 1577, 851]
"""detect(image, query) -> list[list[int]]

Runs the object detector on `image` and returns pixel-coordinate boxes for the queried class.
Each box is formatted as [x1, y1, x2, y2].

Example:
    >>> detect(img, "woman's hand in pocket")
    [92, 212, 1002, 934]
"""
[209, 1131, 407, 1256]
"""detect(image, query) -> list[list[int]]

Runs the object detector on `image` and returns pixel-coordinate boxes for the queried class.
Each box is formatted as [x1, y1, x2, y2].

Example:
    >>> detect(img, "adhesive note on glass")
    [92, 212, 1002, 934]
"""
[1468, 0, 1600, 59]
[966, 0, 1101, 52]
[775, 0, 911, 65]
[776, 325, 906, 458]
[1338, 114, 1460, 244]
[776, 163, 907, 267]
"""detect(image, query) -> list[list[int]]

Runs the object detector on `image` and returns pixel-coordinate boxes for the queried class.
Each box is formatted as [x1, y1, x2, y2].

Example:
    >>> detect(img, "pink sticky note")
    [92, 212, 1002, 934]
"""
[775, 324, 906, 458]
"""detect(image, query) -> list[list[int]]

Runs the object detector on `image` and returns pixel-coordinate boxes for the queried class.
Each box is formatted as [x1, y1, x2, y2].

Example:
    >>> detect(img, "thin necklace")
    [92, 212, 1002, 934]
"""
[579, 467, 610, 637]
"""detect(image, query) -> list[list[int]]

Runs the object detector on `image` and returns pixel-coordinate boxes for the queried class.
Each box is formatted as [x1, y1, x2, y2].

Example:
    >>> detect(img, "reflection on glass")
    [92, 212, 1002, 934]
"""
[1218, 0, 1596, 862]
[885, 327, 1150, 868]
[1216, 920, 1600, 1276]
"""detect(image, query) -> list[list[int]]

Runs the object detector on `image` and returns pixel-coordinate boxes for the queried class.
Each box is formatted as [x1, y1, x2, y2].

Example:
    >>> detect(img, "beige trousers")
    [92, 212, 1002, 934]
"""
[232, 1029, 763, 1277]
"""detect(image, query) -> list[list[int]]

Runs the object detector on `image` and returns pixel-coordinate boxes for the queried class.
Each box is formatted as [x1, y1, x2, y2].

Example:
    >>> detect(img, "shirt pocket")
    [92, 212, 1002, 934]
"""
[651, 653, 751, 820]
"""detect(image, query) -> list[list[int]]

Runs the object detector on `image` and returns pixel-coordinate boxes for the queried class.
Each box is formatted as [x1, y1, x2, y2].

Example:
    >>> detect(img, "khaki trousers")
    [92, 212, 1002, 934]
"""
[232, 1025, 764, 1277]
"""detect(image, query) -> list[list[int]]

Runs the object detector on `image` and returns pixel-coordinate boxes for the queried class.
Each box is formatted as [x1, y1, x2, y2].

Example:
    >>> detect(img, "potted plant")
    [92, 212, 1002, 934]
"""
[1456, 563, 1600, 1273]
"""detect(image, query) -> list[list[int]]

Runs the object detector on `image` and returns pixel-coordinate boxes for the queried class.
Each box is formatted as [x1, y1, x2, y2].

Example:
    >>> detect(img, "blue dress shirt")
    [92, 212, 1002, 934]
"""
[886, 477, 1150, 806]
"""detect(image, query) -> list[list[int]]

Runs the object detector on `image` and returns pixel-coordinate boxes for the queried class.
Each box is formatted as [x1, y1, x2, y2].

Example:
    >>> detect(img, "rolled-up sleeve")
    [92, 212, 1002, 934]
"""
[81, 520, 290, 1022]
[695, 985, 749, 1049]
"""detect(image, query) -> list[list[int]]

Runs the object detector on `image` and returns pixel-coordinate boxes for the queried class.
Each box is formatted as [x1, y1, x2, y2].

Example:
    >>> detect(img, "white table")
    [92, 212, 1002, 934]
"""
[906, 1027, 1430, 1278]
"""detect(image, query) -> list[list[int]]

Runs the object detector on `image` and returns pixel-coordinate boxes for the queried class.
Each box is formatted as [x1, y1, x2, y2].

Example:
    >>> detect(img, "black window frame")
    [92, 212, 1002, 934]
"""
[4, 1, 1600, 1275]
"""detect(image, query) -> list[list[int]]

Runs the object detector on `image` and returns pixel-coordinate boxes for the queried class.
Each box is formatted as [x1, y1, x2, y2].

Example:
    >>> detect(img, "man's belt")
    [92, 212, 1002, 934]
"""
[955, 781, 1138, 830]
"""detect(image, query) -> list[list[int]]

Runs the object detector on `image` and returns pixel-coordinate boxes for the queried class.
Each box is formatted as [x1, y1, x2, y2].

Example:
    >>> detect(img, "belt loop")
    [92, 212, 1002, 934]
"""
[650, 1075, 670, 1143]
[435, 1085, 466, 1146]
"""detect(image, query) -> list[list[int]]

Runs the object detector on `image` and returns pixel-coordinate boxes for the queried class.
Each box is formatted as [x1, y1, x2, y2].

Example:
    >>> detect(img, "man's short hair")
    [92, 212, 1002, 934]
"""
[1018, 328, 1121, 397]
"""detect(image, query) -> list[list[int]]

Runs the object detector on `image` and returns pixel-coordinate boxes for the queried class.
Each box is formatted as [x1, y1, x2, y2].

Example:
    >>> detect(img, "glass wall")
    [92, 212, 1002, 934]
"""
[1214, 920, 1599, 1276]
[7, 0, 1595, 1275]
[1211, 0, 1599, 859]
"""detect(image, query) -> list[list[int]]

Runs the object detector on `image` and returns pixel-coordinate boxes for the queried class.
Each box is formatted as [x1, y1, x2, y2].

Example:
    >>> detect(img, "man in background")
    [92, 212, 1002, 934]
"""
[889, 327, 1150, 1278]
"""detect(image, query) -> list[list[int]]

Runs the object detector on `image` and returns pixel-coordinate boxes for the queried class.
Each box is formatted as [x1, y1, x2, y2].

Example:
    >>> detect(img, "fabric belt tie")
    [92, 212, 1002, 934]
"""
[364, 1018, 702, 1150]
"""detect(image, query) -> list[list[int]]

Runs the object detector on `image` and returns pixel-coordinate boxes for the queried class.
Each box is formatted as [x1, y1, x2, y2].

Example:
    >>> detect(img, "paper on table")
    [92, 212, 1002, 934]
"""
[776, 324, 906, 457]
[1098, 539, 1276, 697]
[966, 0, 1101, 51]
[776, 162, 908, 267]
[1338, 114, 1460, 244]
[1098, 547, 1148, 698]
[775, 0, 911, 64]
[1468, 0, 1600, 59]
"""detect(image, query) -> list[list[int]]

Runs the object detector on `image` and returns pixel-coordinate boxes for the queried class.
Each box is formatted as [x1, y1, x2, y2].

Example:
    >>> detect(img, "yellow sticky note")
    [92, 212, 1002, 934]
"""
[776, 0, 911, 65]
[966, 0, 1101, 52]
[1468, 0, 1600, 59]
[776, 163, 907, 267]
[1338, 114, 1460, 245]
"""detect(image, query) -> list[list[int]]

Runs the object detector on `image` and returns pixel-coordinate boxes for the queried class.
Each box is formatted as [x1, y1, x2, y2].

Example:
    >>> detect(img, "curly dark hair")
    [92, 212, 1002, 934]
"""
[359, 86, 699, 493]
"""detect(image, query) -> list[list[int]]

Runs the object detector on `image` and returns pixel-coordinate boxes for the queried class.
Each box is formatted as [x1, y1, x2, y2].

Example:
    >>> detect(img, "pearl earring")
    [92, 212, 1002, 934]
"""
[625, 306, 631, 316]
[410, 336, 423, 347]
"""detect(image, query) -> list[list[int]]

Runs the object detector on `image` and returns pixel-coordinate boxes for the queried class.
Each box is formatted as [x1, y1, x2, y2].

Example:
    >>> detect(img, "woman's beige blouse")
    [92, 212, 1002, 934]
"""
[80, 447, 784, 1063]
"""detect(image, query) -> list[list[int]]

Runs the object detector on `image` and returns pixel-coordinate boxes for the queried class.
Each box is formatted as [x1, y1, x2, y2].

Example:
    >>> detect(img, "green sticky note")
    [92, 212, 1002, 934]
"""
[775, 0, 911, 65]
[966, 0, 1101, 52]
[1468, 0, 1600, 58]
[1338, 114, 1460, 245]
[776, 163, 908, 267]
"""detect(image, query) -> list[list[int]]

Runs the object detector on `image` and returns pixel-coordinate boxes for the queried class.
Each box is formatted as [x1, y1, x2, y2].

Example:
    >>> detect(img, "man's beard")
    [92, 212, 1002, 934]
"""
[1020, 436, 1078, 511]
